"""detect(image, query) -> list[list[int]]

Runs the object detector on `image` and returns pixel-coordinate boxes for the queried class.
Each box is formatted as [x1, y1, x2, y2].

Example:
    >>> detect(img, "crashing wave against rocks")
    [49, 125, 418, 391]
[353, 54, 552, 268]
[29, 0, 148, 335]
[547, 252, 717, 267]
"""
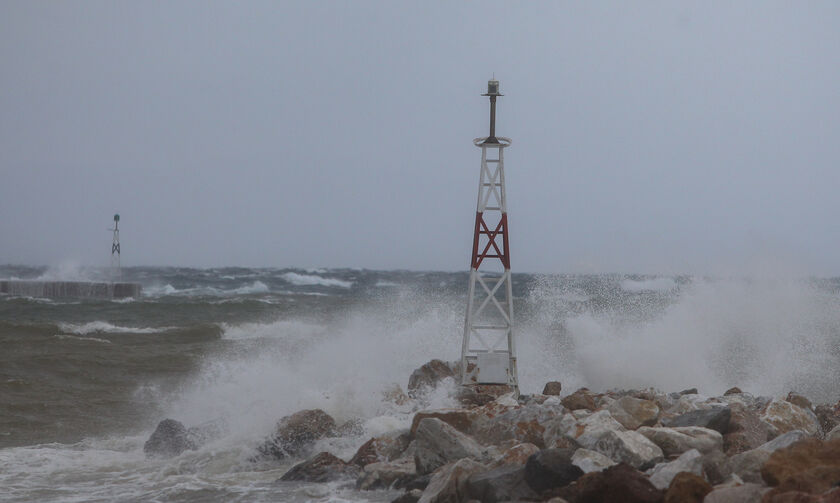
[144, 359, 840, 503]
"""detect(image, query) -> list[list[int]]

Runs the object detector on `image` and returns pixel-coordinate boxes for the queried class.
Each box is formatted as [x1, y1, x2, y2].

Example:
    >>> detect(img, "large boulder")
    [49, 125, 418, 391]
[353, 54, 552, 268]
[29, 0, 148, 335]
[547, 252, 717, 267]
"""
[571, 448, 617, 473]
[723, 402, 773, 455]
[413, 418, 485, 475]
[561, 388, 599, 411]
[761, 399, 821, 436]
[471, 403, 563, 448]
[417, 458, 486, 503]
[593, 430, 664, 469]
[607, 396, 660, 430]
[143, 419, 197, 458]
[729, 430, 810, 483]
[524, 448, 584, 493]
[814, 404, 840, 437]
[279, 451, 361, 482]
[637, 426, 723, 457]
[544, 410, 625, 451]
[543, 381, 563, 396]
[663, 472, 711, 503]
[761, 438, 840, 496]
[559, 463, 664, 503]
[257, 409, 336, 459]
[663, 407, 731, 434]
[647, 448, 703, 490]
[466, 464, 540, 502]
[407, 360, 455, 397]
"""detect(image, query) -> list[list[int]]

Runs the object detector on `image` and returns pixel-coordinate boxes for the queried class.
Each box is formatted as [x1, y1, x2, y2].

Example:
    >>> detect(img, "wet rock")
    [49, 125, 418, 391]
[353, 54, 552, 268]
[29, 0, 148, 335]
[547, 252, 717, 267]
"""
[466, 464, 540, 502]
[663, 472, 711, 503]
[524, 448, 584, 493]
[559, 462, 664, 503]
[607, 396, 660, 430]
[593, 429, 664, 469]
[279, 451, 361, 482]
[761, 399, 821, 437]
[350, 432, 411, 467]
[571, 448, 617, 473]
[335, 418, 365, 437]
[543, 381, 563, 396]
[417, 458, 486, 503]
[663, 407, 731, 434]
[454, 385, 496, 408]
[724, 402, 773, 455]
[357, 457, 416, 490]
[786, 392, 813, 411]
[561, 388, 598, 411]
[637, 426, 722, 457]
[724, 387, 743, 396]
[258, 409, 336, 459]
[407, 359, 455, 397]
[410, 409, 473, 436]
[828, 424, 840, 441]
[647, 448, 703, 490]
[489, 442, 540, 468]
[185, 418, 228, 446]
[413, 418, 484, 475]
[703, 483, 768, 503]
[679, 388, 699, 396]
[761, 438, 840, 495]
[143, 418, 197, 458]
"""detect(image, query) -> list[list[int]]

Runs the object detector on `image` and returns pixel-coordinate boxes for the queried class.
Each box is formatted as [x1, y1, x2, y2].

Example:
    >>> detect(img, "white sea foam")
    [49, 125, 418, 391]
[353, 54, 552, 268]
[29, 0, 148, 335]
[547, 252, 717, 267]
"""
[58, 321, 169, 335]
[230, 280, 269, 294]
[621, 277, 678, 292]
[281, 272, 352, 288]
[375, 281, 399, 287]
[54, 334, 113, 344]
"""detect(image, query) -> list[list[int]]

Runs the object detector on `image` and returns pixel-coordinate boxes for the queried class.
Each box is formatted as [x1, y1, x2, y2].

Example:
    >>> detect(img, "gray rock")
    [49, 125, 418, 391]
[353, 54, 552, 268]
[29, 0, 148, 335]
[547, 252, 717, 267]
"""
[413, 418, 485, 475]
[279, 451, 361, 482]
[828, 423, 840, 440]
[607, 396, 659, 430]
[257, 409, 336, 459]
[700, 449, 732, 485]
[407, 360, 455, 397]
[544, 410, 625, 450]
[646, 448, 703, 490]
[524, 448, 584, 493]
[418, 458, 486, 503]
[703, 483, 769, 503]
[593, 430, 664, 469]
[471, 403, 564, 449]
[143, 419, 197, 458]
[637, 426, 722, 457]
[728, 430, 809, 483]
[571, 448, 617, 473]
[466, 465, 540, 502]
[357, 457, 416, 490]
[391, 489, 422, 503]
[663, 407, 731, 434]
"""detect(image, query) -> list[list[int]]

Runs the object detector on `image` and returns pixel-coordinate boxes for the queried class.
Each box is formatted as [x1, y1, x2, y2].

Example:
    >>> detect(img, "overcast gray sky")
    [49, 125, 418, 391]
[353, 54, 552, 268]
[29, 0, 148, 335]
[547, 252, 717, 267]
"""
[1, 2, 838, 274]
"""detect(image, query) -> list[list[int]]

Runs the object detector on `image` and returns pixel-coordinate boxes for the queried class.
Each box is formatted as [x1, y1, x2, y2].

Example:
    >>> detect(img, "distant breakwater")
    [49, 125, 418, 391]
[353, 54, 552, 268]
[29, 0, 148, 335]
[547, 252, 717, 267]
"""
[0, 280, 141, 299]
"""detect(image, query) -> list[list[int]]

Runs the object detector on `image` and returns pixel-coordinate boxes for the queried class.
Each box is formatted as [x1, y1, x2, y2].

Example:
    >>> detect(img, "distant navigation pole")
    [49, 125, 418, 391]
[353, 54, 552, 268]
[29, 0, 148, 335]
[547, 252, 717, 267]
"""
[460, 79, 518, 394]
[110, 214, 121, 281]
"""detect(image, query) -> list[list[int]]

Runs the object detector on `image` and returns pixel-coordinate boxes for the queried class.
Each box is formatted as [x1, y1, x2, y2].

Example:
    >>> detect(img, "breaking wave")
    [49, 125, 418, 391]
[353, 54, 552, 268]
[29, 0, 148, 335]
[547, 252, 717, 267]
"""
[281, 272, 353, 288]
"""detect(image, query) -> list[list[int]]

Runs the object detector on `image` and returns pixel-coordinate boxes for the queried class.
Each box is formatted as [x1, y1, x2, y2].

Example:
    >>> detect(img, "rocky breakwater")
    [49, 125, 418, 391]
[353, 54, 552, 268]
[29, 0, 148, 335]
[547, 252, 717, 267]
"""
[143, 359, 840, 502]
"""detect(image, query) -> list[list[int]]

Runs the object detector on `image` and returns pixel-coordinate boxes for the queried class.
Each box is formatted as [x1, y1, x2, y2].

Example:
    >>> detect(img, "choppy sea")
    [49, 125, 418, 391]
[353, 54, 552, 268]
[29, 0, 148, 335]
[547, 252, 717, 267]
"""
[2, 264, 840, 502]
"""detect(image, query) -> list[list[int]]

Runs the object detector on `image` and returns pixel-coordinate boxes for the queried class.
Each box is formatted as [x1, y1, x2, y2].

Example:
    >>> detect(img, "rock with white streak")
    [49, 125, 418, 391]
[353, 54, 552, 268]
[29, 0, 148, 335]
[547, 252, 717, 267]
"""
[571, 448, 617, 473]
[543, 410, 625, 451]
[646, 448, 703, 490]
[593, 429, 664, 469]
[357, 457, 416, 490]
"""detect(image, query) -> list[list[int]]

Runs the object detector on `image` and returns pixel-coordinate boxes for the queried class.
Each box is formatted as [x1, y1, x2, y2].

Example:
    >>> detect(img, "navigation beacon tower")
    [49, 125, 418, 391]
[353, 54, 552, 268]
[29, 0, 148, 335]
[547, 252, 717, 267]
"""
[460, 79, 518, 393]
[110, 214, 121, 281]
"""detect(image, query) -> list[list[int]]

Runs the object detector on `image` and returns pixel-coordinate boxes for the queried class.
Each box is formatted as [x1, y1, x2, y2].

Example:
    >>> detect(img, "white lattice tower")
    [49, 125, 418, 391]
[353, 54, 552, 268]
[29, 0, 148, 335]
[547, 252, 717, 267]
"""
[110, 214, 121, 281]
[460, 79, 518, 392]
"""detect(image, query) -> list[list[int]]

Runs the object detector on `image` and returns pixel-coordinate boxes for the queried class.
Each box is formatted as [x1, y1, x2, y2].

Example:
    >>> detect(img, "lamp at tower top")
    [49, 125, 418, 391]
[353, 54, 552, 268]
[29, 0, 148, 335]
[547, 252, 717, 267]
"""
[481, 79, 503, 144]
[114, 214, 120, 223]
